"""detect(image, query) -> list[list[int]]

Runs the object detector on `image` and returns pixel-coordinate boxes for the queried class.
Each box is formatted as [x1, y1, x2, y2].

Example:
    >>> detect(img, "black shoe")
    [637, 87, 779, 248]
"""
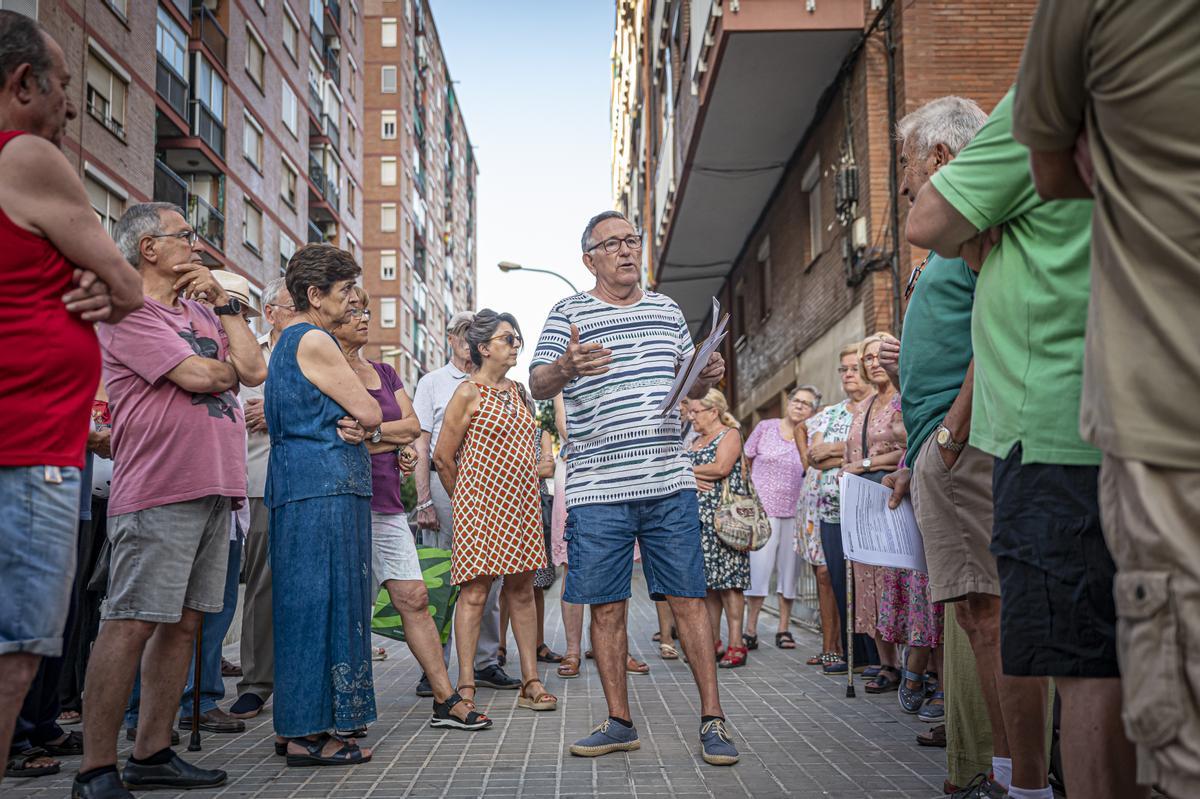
[415, 673, 434, 697]
[228, 693, 265, 719]
[122, 752, 226, 790]
[124, 727, 181, 746]
[474, 664, 520, 690]
[72, 770, 133, 799]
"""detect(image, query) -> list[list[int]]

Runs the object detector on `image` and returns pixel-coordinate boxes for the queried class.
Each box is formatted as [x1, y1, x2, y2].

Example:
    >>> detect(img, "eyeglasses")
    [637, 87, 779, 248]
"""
[861, 354, 881, 366]
[267, 302, 295, 311]
[349, 308, 372, 320]
[488, 333, 523, 347]
[904, 255, 931, 301]
[149, 229, 198, 246]
[794, 399, 816, 408]
[585, 234, 644, 254]
[837, 366, 856, 374]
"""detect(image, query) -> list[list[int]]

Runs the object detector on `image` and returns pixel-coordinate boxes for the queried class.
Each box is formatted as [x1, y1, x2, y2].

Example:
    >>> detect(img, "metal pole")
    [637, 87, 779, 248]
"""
[504, 266, 580, 294]
[845, 559, 856, 698]
[187, 626, 202, 751]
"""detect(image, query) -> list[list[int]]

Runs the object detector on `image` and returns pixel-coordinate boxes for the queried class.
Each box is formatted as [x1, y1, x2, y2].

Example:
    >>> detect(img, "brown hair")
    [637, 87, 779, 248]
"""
[285, 244, 361, 312]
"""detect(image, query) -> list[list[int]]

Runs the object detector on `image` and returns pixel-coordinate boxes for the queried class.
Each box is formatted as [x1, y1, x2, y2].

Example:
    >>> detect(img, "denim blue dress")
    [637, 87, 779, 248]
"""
[265, 322, 375, 737]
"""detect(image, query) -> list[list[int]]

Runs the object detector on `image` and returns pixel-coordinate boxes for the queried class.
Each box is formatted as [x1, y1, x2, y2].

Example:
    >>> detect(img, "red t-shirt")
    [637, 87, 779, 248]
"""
[0, 130, 100, 469]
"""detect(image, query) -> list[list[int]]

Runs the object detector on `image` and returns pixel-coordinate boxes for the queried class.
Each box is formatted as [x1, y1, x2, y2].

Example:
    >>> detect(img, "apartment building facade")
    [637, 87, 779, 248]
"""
[362, 0, 478, 387]
[612, 0, 1035, 425]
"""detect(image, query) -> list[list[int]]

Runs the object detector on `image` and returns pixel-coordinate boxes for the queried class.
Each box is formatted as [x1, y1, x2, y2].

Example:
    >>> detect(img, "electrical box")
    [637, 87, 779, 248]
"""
[852, 217, 868, 250]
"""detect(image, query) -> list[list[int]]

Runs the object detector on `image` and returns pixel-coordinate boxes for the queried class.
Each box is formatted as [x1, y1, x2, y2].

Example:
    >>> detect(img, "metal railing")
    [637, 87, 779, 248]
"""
[324, 0, 341, 29]
[191, 100, 225, 158]
[307, 219, 325, 244]
[188, 194, 224, 251]
[307, 82, 322, 121]
[155, 56, 188, 120]
[191, 4, 227, 65]
[86, 86, 125, 140]
[307, 153, 339, 211]
[324, 46, 340, 86]
[153, 160, 189, 209]
[321, 113, 339, 150]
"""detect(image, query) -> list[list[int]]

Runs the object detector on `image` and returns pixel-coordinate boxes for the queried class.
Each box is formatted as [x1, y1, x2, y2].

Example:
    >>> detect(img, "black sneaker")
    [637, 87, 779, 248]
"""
[121, 752, 226, 790]
[415, 673, 434, 697]
[474, 664, 520, 690]
[71, 770, 133, 799]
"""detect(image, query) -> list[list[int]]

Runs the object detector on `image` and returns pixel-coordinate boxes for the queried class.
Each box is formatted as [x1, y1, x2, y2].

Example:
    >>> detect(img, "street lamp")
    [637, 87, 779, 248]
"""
[497, 261, 580, 293]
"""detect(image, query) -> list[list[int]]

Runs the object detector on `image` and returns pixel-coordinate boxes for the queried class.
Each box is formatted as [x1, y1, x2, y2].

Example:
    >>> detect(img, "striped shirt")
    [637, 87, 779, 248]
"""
[531, 291, 696, 508]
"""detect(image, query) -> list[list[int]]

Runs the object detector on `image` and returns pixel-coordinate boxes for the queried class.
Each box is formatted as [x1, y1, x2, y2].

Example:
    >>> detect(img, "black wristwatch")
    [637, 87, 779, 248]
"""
[213, 297, 243, 316]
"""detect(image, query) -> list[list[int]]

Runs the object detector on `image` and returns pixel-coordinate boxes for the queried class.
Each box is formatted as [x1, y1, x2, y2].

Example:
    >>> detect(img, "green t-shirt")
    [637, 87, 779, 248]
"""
[930, 89, 1099, 466]
[898, 254, 976, 467]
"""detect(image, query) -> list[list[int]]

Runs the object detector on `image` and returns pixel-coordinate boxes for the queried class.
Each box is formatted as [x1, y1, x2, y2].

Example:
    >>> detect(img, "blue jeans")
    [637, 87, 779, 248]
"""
[0, 465, 80, 657]
[563, 489, 707, 605]
[125, 538, 242, 727]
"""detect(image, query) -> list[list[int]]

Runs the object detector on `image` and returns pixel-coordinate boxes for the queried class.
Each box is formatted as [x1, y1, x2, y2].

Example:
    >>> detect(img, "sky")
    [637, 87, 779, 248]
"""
[428, 1, 616, 382]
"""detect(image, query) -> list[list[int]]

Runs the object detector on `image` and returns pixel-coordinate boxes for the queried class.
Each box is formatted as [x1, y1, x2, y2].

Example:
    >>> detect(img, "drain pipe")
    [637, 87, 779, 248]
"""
[884, 3, 903, 333]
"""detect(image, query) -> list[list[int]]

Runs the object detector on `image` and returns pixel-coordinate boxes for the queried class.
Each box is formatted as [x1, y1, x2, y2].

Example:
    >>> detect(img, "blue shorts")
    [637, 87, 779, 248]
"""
[0, 465, 81, 656]
[563, 489, 706, 605]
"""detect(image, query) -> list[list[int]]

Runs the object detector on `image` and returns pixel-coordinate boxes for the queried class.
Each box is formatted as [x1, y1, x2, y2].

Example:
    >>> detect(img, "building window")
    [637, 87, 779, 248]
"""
[196, 58, 225, 123]
[381, 18, 398, 47]
[380, 203, 398, 232]
[346, 179, 356, 217]
[282, 82, 299, 137]
[243, 200, 263, 253]
[156, 7, 187, 77]
[381, 110, 397, 139]
[282, 3, 300, 62]
[345, 233, 358, 260]
[757, 236, 771, 322]
[105, 0, 128, 20]
[86, 47, 127, 140]
[279, 232, 297, 273]
[349, 1, 359, 40]
[381, 66, 397, 94]
[380, 250, 397, 281]
[380, 157, 397, 186]
[347, 116, 357, 156]
[379, 297, 398, 328]
[245, 25, 265, 90]
[85, 173, 124, 236]
[347, 56, 358, 99]
[281, 156, 299, 208]
[803, 157, 822, 263]
[243, 112, 263, 171]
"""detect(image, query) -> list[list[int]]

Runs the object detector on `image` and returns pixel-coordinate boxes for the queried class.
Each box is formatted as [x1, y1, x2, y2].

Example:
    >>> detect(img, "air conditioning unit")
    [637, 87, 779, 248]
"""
[327, 37, 341, 52]
[322, 222, 338, 239]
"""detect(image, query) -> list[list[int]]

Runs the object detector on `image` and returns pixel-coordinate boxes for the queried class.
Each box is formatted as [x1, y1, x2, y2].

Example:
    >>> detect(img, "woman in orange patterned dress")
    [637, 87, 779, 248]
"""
[433, 310, 557, 714]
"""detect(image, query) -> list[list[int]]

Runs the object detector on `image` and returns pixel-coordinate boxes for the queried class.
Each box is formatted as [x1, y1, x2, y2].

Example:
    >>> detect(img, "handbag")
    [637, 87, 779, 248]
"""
[713, 449, 772, 553]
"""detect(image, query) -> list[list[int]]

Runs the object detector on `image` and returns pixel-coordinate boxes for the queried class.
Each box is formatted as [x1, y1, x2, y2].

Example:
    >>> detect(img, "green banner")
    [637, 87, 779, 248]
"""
[371, 546, 459, 644]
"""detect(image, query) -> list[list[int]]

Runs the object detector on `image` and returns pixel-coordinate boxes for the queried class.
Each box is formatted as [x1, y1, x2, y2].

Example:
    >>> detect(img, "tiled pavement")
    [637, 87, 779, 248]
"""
[10, 574, 950, 798]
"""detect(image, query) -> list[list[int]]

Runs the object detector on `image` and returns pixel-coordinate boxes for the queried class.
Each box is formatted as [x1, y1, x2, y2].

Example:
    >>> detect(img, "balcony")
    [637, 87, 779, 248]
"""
[307, 82, 322, 121]
[86, 86, 125, 140]
[309, 18, 324, 56]
[188, 194, 224, 251]
[155, 56, 188, 123]
[324, 46, 340, 86]
[153, 159, 189, 209]
[191, 4, 227, 66]
[324, 0, 341, 30]
[307, 152, 340, 213]
[307, 219, 325, 244]
[191, 100, 225, 159]
[321, 113, 339, 150]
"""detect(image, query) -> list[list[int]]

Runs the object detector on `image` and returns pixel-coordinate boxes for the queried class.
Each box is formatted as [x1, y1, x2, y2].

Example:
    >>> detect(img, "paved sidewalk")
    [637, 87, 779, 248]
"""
[9, 575, 949, 798]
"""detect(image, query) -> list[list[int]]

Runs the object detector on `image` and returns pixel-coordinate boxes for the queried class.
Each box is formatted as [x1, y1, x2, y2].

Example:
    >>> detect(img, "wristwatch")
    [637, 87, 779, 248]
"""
[370, 427, 383, 444]
[934, 423, 966, 452]
[862, 458, 872, 470]
[213, 297, 243, 316]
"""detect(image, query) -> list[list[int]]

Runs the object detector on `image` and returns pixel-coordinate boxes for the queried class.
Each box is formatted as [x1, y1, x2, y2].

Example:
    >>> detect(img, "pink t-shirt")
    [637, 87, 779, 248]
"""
[99, 297, 247, 516]
[744, 418, 804, 517]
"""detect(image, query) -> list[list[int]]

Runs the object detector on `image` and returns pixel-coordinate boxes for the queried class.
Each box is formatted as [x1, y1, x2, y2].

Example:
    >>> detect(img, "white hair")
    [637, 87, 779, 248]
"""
[263, 277, 289, 305]
[895, 96, 987, 159]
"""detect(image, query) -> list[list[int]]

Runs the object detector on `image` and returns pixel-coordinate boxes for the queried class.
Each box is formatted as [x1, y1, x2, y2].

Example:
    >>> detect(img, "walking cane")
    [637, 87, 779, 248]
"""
[187, 625, 202, 751]
[845, 559, 856, 698]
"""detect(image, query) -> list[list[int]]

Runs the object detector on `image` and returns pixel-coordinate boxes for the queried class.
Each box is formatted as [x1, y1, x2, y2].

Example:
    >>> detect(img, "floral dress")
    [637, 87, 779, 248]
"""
[796, 400, 857, 564]
[687, 429, 751, 591]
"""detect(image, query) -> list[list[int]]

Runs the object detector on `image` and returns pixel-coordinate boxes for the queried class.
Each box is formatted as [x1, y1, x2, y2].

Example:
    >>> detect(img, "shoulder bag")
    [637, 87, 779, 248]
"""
[713, 440, 772, 553]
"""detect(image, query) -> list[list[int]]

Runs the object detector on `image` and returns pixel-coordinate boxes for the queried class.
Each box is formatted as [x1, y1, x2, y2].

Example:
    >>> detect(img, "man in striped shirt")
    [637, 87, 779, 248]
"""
[531, 210, 738, 766]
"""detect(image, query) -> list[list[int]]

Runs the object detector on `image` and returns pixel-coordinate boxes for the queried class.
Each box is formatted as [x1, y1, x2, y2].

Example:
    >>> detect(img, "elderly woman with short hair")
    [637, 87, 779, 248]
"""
[434, 309, 556, 715]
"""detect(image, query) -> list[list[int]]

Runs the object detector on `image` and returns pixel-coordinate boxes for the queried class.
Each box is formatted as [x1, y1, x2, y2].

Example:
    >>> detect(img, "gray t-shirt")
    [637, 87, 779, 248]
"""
[413, 360, 471, 450]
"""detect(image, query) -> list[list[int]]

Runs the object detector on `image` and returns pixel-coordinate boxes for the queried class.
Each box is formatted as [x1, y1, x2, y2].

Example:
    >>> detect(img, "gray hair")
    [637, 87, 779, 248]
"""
[0, 12, 52, 94]
[113, 202, 186, 266]
[895, 96, 987, 159]
[791, 384, 823, 406]
[447, 310, 476, 337]
[581, 210, 628, 253]
[263, 276, 289, 305]
[466, 308, 522, 368]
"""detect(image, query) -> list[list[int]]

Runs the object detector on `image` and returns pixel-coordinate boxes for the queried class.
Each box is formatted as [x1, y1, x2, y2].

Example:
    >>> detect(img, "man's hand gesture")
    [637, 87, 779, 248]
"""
[559, 324, 612, 380]
[173, 264, 230, 306]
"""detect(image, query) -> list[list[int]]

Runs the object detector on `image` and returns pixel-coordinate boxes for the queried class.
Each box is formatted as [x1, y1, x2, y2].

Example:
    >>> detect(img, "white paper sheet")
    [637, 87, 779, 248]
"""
[657, 297, 730, 415]
[838, 474, 928, 573]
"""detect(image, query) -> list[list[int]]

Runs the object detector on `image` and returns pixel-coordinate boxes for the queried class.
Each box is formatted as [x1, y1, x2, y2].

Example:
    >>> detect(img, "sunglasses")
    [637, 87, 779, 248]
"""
[488, 333, 523, 347]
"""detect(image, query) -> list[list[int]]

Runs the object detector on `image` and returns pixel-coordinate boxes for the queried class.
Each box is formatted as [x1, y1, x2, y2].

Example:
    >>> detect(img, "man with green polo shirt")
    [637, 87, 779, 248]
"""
[907, 88, 1144, 799]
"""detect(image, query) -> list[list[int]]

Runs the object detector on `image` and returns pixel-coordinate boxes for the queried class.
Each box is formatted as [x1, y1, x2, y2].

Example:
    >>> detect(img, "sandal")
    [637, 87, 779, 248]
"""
[898, 669, 927, 714]
[285, 734, 371, 767]
[626, 655, 650, 675]
[6, 748, 61, 778]
[806, 652, 825, 666]
[652, 631, 662, 642]
[432, 692, 492, 730]
[56, 710, 81, 726]
[42, 730, 84, 756]
[497, 646, 507, 667]
[456, 684, 478, 709]
[743, 633, 758, 650]
[517, 679, 558, 712]
[775, 631, 797, 649]
[865, 665, 901, 694]
[274, 738, 289, 756]
[557, 655, 581, 679]
[584, 649, 593, 659]
[919, 690, 946, 723]
[718, 645, 748, 669]
[916, 724, 947, 748]
[822, 654, 849, 675]
[659, 643, 679, 660]
[371, 646, 387, 661]
[536, 644, 564, 663]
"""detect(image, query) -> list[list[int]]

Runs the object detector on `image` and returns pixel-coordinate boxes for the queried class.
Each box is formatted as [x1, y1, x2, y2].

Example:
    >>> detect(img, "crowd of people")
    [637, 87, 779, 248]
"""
[1, 5, 1198, 799]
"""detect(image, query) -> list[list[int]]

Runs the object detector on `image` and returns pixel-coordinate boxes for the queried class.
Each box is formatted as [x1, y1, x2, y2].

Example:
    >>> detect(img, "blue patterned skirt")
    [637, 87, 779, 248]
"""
[270, 494, 375, 737]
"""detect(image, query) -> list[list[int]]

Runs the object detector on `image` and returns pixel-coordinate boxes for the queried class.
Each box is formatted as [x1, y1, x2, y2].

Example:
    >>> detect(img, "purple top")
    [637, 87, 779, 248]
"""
[743, 418, 804, 517]
[367, 361, 407, 514]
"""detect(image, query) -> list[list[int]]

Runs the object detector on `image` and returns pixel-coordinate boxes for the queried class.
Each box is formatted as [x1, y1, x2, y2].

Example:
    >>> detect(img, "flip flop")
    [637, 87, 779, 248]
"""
[659, 643, 679, 660]
[6, 748, 61, 778]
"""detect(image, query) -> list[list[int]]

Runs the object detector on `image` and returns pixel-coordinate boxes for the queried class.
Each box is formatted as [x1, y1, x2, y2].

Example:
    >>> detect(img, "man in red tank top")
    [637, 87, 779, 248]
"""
[0, 12, 142, 793]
